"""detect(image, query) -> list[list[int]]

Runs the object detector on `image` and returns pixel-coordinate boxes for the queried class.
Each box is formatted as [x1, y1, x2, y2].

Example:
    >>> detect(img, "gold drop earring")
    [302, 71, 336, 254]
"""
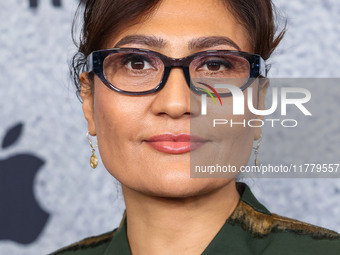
[86, 131, 98, 169]
[253, 135, 262, 167]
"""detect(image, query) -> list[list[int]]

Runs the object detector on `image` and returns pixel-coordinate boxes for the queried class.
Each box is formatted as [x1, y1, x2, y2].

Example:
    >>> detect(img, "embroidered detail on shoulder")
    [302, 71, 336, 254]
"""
[227, 200, 340, 240]
[50, 230, 116, 254]
[50, 212, 127, 254]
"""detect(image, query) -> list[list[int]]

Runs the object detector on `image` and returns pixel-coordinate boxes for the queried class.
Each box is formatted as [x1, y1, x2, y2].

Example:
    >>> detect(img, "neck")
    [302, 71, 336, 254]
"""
[122, 180, 240, 255]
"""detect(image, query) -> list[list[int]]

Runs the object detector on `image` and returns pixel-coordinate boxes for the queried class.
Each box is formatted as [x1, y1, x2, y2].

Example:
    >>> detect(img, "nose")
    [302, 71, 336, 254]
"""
[151, 67, 191, 119]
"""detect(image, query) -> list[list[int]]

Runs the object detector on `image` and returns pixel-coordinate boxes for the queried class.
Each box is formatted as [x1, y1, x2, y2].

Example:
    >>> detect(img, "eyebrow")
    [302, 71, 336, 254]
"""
[188, 36, 241, 51]
[113, 35, 241, 51]
[114, 35, 167, 48]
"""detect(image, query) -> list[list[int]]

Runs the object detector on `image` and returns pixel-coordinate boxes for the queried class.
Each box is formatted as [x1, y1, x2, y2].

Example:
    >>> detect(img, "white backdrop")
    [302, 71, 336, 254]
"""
[0, 0, 339, 254]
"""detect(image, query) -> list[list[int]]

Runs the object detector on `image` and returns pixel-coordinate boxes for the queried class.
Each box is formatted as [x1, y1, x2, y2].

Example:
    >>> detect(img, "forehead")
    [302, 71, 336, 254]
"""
[106, 0, 251, 55]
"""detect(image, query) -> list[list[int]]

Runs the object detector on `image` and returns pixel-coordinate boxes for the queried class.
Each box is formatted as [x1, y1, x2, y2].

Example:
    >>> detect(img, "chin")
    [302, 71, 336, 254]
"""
[141, 175, 230, 198]
[114, 161, 234, 198]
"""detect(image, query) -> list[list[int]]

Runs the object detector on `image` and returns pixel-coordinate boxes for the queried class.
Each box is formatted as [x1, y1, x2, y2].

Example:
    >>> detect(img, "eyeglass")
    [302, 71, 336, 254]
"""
[86, 48, 268, 96]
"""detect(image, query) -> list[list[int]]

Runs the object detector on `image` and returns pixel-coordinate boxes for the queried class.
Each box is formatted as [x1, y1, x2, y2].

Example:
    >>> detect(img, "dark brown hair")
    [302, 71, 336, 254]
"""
[71, 0, 286, 98]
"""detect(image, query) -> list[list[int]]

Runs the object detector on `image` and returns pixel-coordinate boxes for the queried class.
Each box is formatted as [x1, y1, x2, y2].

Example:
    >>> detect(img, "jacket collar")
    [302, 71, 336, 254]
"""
[104, 182, 270, 255]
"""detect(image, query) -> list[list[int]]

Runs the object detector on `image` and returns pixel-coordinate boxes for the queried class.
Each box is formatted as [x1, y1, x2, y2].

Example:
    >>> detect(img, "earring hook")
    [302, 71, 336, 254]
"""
[86, 131, 98, 151]
[253, 135, 262, 167]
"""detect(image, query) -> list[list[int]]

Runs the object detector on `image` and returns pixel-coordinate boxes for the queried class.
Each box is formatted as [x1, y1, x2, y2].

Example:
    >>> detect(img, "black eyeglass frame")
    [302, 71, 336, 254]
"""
[86, 48, 268, 96]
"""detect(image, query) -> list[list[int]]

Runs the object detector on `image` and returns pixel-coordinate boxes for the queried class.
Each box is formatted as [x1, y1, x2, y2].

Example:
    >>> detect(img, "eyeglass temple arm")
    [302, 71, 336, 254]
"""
[85, 53, 94, 73]
[260, 57, 271, 77]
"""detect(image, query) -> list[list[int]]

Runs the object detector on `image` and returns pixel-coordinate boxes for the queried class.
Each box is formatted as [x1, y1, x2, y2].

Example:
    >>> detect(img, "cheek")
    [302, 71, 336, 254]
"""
[92, 82, 149, 177]
[218, 103, 254, 167]
[226, 85, 258, 162]
[225, 84, 260, 166]
[191, 87, 256, 172]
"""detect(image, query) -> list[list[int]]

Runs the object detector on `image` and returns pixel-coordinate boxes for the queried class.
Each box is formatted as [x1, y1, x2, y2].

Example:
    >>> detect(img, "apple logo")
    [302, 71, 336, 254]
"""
[0, 122, 49, 244]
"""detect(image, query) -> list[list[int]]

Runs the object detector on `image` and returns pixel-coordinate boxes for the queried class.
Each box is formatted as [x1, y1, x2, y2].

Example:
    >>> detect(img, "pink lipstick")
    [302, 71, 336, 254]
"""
[144, 134, 207, 154]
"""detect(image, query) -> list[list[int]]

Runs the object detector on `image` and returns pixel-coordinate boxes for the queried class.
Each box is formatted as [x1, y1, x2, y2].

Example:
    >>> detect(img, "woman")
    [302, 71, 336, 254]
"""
[51, 0, 340, 254]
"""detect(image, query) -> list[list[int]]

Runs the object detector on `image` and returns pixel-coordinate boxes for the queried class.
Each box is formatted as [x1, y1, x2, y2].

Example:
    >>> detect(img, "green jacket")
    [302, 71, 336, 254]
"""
[50, 182, 340, 255]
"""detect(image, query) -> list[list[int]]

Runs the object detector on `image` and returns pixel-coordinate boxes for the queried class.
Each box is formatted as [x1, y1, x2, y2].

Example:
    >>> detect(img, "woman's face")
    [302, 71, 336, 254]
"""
[82, 0, 264, 197]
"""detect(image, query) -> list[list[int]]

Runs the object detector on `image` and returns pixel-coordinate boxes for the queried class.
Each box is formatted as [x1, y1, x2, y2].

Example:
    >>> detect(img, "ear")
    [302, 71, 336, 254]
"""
[254, 78, 269, 141]
[80, 72, 96, 136]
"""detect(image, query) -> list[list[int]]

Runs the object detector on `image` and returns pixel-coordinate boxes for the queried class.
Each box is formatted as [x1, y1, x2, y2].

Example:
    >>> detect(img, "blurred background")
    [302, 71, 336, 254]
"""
[0, 0, 339, 254]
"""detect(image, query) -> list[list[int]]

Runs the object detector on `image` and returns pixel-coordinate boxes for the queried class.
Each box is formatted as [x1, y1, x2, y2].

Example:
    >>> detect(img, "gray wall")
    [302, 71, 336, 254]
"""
[0, 0, 339, 254]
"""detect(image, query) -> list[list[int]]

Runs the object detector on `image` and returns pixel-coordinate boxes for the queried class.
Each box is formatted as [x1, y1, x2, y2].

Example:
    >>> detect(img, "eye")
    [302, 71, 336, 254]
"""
[123, 54, 154, 71]
[199, 59, 233, 72]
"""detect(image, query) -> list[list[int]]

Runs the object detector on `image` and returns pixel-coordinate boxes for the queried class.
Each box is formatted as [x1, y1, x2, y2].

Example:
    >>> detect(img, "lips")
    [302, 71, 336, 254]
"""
[144, 134, 208, 154]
